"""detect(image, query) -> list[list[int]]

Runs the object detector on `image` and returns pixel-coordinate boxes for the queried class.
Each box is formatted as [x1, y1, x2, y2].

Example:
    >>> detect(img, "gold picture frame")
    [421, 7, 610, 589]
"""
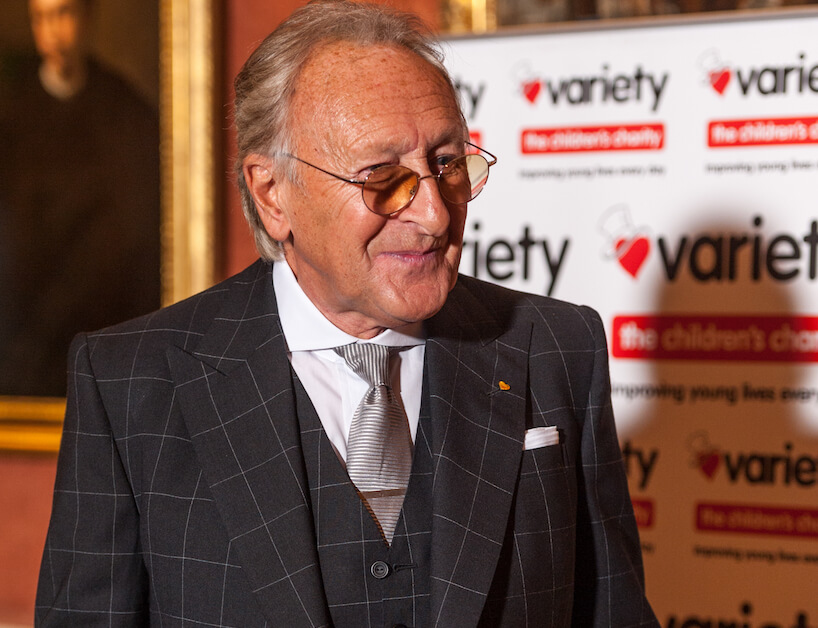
[0, 0, 217, 453]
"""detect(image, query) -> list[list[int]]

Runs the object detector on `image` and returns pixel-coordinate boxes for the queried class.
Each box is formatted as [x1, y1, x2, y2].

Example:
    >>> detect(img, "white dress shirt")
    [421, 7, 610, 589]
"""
[273, 261, 425, 464]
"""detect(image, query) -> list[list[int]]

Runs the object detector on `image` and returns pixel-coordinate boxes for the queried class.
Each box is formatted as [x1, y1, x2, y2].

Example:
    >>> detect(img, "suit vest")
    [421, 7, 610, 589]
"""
[293, 370, 433, 628]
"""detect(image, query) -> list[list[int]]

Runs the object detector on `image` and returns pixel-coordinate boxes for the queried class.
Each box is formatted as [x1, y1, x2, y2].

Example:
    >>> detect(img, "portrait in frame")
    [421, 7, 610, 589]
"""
[0, 0, 217, 452]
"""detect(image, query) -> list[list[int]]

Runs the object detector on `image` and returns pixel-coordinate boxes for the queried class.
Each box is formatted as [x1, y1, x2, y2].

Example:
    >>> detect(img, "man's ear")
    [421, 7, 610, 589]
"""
[242, 154, 292, 242]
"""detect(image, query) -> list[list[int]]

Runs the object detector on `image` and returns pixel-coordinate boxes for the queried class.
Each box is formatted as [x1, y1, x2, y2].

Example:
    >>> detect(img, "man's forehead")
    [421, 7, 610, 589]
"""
[292, 41, 464, 152]
[301, 42, 445, 94]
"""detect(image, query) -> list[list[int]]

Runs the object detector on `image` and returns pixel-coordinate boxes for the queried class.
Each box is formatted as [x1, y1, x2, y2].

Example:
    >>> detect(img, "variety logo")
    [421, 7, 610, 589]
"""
[515, 63, 669, 112]
[709, 67, 731, 95]
[598, 211, 818, 283]
[598, 205, 651, 278]
[688, 431, 817, 487]
[461, 222, 570, 296]
[695, 440, 722, 480]
[700, 49, 818, 97]
[522, 78, 541, 104]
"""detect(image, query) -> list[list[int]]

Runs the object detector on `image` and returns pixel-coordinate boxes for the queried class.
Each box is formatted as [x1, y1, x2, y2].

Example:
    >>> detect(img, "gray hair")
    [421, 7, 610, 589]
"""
[233, 0, 463, 261]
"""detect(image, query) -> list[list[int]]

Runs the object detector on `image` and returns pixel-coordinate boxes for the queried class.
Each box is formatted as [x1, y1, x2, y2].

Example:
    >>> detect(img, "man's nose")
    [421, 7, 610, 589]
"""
[397, 174, 452, 236]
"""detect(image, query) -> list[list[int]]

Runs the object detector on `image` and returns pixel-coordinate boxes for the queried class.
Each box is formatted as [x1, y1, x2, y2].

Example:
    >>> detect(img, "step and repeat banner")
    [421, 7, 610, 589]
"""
[445, 11, 818, 625]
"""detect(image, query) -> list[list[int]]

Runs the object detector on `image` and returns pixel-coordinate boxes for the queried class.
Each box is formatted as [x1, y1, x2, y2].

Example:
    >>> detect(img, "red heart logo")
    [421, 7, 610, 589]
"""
[698, 450, 721, 479]
[709, 69, 731, 95]
[614, 236, 650, 278]
[522, 79, 541, 104]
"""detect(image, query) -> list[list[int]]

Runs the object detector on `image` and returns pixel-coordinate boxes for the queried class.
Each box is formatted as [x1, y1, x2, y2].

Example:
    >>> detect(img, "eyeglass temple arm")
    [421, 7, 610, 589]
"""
[285, 144, 496, 177]
[282, 153, 366, 185]
[465, 141, 498, 166]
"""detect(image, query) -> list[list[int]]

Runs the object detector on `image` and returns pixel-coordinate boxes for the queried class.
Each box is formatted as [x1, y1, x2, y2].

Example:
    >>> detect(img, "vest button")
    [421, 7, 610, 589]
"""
[370, 560, 390, 579]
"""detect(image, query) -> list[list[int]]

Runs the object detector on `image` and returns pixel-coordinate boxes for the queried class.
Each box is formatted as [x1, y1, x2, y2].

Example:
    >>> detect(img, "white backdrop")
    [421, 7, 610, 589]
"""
[445, 10, 818, 625]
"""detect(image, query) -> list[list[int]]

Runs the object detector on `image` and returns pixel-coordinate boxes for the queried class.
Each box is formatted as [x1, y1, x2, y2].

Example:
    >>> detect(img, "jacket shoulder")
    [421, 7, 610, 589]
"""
[80, 260, 272, 375]
[452, 274, 604, 341]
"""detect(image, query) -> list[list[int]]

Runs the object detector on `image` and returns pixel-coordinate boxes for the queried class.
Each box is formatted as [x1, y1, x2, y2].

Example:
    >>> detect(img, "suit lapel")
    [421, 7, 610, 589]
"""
[165, 263, 530, 626]
[425, 279, 532, 627]
[167, 262, 331, 627]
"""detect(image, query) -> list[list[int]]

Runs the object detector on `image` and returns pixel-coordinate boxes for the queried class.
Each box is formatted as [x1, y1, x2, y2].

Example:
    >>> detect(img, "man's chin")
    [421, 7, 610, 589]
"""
[385, 291, 450, 327]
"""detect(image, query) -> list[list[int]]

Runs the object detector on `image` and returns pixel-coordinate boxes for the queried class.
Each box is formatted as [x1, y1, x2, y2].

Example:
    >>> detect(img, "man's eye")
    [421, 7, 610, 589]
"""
[362, 164, 391, 177]
[432, 155, 458, 173]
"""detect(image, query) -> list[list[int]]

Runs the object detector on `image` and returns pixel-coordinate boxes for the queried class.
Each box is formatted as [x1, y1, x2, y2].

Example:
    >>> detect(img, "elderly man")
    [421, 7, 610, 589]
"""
[36, 1, 657, 626]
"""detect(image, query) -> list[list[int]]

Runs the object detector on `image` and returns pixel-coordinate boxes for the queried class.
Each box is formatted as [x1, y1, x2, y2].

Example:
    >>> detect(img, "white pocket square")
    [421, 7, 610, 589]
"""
[524, 425, 559, 450]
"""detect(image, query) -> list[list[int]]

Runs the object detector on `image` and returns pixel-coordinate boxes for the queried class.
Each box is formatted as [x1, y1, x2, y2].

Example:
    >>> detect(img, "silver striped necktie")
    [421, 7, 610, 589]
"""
[334, 342, 413, 544]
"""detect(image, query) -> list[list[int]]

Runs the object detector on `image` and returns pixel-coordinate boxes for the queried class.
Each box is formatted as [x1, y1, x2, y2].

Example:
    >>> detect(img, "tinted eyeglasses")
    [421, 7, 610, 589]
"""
[283, 142, 497, 215]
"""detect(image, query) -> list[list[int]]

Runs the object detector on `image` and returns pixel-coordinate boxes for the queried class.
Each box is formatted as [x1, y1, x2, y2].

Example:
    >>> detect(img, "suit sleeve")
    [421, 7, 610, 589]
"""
[571, 308, 658, 627]
[35, 334, 149, 626]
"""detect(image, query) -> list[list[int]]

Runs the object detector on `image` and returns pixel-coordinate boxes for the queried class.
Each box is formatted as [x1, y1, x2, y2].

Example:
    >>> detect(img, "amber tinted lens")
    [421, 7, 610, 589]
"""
[439, 154, 489, 204]
[362, 166, 419, 215]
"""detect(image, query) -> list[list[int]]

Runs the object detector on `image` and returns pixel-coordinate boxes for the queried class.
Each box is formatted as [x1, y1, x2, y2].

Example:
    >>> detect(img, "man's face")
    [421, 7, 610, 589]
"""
[29, 0, 89, 77]
[248, 42, 468, 338]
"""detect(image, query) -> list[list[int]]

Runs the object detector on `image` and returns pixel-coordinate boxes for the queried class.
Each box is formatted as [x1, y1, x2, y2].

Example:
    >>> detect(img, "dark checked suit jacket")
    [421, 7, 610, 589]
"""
[36, 259, 657, 627]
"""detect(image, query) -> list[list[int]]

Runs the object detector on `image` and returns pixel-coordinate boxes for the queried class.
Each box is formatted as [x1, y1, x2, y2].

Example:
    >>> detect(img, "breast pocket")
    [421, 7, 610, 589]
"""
[519, 442, 565, 479]
[515, 441, 576, 537]
[493, 440, 577, 616]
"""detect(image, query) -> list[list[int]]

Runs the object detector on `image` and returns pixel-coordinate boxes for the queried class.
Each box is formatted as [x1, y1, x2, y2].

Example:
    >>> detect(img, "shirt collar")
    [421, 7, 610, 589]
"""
[273, 260, 425, 352]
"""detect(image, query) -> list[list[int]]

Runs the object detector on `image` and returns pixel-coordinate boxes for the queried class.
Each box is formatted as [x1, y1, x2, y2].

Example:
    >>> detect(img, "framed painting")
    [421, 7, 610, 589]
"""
[0, 0, 217, 452]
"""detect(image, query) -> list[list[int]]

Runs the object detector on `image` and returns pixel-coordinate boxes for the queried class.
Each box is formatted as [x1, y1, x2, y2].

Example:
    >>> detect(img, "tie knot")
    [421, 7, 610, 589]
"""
[334, 343, 392, 387]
